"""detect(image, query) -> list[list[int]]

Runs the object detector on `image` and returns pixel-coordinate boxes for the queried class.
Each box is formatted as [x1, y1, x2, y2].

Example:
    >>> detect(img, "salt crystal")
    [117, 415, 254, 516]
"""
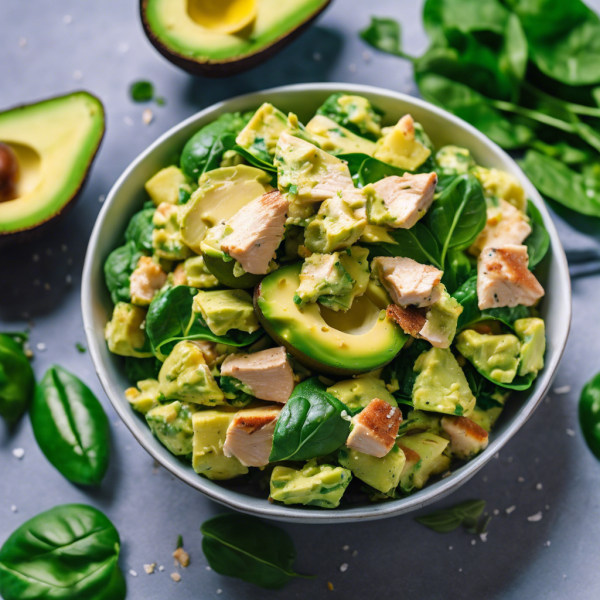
[554, 386, 571, 394]
[12, 448, 25, 459]
[342, 545, 349, 551]
[142, 109, 153, 125]
[340, 563, 348, 573]
[536, 483, 543, 490]
[566, 429, 575, 437]
[37, 343, 46, 351]
[506, 505, 516, 515]
[10, 505, 17, 512]
[527, 511, 543, 522]
[129, 570, 138, 577]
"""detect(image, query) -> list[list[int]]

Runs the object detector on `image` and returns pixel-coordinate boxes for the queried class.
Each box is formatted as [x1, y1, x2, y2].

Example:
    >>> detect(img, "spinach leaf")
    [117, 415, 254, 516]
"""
[442, 248, 473, 294]
[31, 366, 110, 485]
[130, 80, 154, 102]
[0, 504, 124, 600]
[464, 363, 505, 410]
[146, 286, 263, 358]
[424, 174, 487, 266]
[579, 371, 600, 460]
[180, 112, 251, 180]
[416, 499, 486, 533]
[336, 152, 371, 182]
[233, 144, 277, 173]
[269, 378, 350, 462]
[0, 333, 34, 423]
[125, 207, 155, 253]
[201, 514, 306, 589]
[369, 223, 442, 268]
[520, 150, 600, 217]
[525, 200, 550, 268]
[360, 17, 412, 59]
[499, 13, 529, 92]
[382, 339, 431, 403]
[125, 356, 161, 385]
[219, 376, 254, 408]
[104, 241, 141, 304]
[316, 93, 383, 141]
[465, 359, 536, 391]
[359, 156, 405, 186]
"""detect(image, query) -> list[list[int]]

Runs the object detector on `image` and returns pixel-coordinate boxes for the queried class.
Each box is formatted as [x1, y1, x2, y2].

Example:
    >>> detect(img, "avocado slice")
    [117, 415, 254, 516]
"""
[141, 0, 332, 77]
[254, 262, 407, 376]
[0, 92, 104, 244]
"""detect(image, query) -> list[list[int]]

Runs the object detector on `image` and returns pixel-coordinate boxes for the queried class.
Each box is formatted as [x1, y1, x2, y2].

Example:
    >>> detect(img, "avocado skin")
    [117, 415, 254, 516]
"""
[139, 0, 332, 77]
[203, 254, 263, 289]
[0, 92, 105, 247]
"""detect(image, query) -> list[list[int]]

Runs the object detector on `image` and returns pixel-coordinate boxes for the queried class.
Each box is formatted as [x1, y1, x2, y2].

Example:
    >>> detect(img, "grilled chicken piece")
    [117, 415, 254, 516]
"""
[130, 256, 167, 306]
[220, 347, 295, 403]
[221, 190, 289, 275]
[172, 262, 187, 286]
[373, 256, 443, 308]
[346, 398, 402, 458]
[386, 304, 427, 338]
[397, 443, 421, 472]
[223, 405, 282, 467]
[372, 172, 438, 229]
[477, 244, 544, 310]
[441, 416, 489, 460]
[471, 199, 532, 255]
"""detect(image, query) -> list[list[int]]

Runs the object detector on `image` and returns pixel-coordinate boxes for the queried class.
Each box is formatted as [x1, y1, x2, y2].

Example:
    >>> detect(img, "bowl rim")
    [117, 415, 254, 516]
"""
[82, 82, 571, 523]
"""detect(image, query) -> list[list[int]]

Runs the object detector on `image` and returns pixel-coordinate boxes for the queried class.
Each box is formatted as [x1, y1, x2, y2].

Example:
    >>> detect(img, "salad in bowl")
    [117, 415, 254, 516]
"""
[102, 92, 550, 510]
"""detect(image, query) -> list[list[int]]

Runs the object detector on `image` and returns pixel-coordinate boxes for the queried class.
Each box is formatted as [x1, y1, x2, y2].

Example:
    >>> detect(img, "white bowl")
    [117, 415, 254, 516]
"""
[82, 83, 571, 523]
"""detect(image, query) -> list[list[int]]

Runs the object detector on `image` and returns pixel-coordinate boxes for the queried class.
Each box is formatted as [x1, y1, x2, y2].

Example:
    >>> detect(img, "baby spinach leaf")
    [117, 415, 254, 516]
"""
[499, 13, 529, 93]
[0, 504, 123, 600]
[233, 144, 277, 173]
[269, 378, 350, 462]
[104, 241, 142, 304]
[442, 248, 473, 294]
[525, 200, 550, 268]
[0, 333, 34, 423]
[180, 112, 251, 179]
[520, 150, 600, 217]
[382, 339, 431, 403]
[359, 156, 406, 186]
[201, 514, 307, 589]
[146, 286, 263, 358]
[130, 80, 154, 102]
[360, 17, 412, 60]
[579, 371, 600, 460]
[372, 223, 442, 269]
[465, 359, 536, 391]
[416, 499, 486, 533]
[125, 207, 155, 253]
[336, 152, 371, 182]
[125, 356, 161, 385]
[424, 174, 487, 266]
[464, 363, 505, 410]
[31, 366, 110, 485]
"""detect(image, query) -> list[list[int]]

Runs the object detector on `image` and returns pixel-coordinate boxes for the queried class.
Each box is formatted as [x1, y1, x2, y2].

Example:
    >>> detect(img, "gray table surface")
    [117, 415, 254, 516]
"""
[2, 1, 600, 598]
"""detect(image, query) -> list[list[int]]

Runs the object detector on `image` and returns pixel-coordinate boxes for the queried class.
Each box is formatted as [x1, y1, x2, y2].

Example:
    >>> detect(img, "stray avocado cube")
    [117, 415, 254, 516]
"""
[193, 289, 260, 337]
[146, 400, 195, 456]
[158, 340, 225, 406]
[514, 317, 545, 377]
[236, 102, 289, 162]
[327, 375, 397, 415]
[105, 302, 153, 358]
[145, 166, 187, 206]
[435, 146, 475, 174]
[152, 202, 192, 261]
[295, 252, 354, 305]
[304, 196, 366, 254]
[397, 431, 450, 493]
[182, 255, 220, 289]
[192, 409, 248, 480]
[455, 329, 521, 384]
[269, 460, 352, 508]
[412, 347, 476, 416]
[125, 378, 160, 414]
[338, 444, 405, 495]
[373, 114, 431, 171]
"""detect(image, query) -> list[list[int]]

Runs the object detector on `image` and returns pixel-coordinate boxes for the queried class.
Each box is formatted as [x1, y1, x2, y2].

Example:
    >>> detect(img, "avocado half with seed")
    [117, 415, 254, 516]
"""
[140, 0, 332, 77]
[0, 92, 105, 246]
[254, 262, 407, 376]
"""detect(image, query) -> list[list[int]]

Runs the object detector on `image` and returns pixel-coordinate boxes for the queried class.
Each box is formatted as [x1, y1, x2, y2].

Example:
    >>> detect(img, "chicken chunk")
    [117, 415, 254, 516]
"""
[386, 304, 427, 338]
[371, 172, 438, 229]
[130, 256, 167, 306]
[220, 347, 295, 403]
[372, 256, 443, 307]
[477, 245, 544, 310]
[223, 405, 282, 467]
[346, 398, 402, 458]
[173, 262, 187, 286]
[470, 199, 532, 255]
[221, 190, 289, 275]
[441, 416, 489, 460]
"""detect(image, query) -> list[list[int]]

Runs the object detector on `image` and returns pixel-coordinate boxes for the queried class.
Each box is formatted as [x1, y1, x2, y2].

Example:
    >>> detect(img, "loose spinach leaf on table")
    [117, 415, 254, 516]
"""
[0, 333, 34, 423]
[146, 285, 263, 359]
[525, 200, 550, 268]
[125, 206, 155, 253]
[360, 16, 411, 59]
[269, 378, 350, 462]
[201, 514, 307, 590]
[0, 504, 124, 600]
[104, 241, 142, 304]
[416, 499, 486, 533]
[579, 371, 600, 460]
[31, 366, 110, 485]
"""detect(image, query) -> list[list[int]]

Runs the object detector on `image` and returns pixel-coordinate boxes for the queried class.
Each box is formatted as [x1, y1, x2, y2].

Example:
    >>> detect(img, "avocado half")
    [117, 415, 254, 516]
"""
[254, 262, 407, 376]
[0, 92, 105, 245]
[140, 0, 332, 77]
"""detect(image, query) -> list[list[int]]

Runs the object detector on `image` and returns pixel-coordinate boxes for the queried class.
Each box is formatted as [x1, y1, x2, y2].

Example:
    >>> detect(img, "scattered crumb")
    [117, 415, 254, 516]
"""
[340, 563, 348, 573]
[342, 545, 349, 551]
[506, 505, 516, 515]
[37, 342, 47, 352]
[459, 568, 463, 573]
[142, 108, 153, 125]
[313, 52, 322, 61]
[144, 563, 156, 574]
[72, 70, 83, 81]
[480, 532, 488, 542]
[124, 116, 134, 126]
[566, 429, 575, 437]
[173, 548, 190, 567]
[12, 448, 25, 459]
[493, 509, 499, 516]
[536, 483, 543, 491]
[327, 581, 335, 591]
[470, 539, 476, 546]
[10, 505, 17, 513]
[554, 386, 571, 394]
[159, 566, 165, 572]
[118, 42, 130, 53]
[517, 477, 525, 483]
[348, 63, 357, 73]
[171, 573, 181, 583]
[98, 195, 106, 203]
[129, 570, 138, 577]
[527, 511, 543, 522]
[351, 550, 358, 557]
[63, 14, 72, 24]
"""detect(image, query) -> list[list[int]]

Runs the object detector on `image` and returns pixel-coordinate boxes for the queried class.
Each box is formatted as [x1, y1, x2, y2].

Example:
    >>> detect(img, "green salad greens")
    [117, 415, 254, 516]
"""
[104, 93, 548, 509]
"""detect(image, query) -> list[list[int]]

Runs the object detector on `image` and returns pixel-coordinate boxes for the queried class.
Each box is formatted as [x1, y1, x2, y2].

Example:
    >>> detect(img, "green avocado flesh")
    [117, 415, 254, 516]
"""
[144, 0, 330, 64]
[0, 92, 104, 236]
[255, 262, 407, 375]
